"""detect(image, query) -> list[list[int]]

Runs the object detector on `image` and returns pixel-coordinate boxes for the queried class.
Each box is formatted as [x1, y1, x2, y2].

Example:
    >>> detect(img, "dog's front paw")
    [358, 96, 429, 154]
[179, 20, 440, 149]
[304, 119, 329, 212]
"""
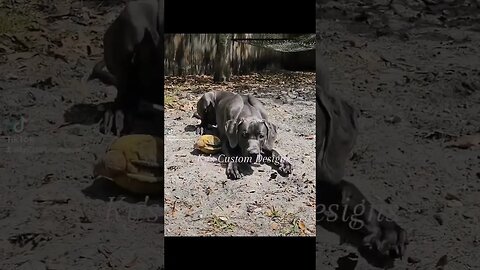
[362, 213, 408, 259]
[99, 108, 129, 136]
[195, 125, 205, 135]
[226, 162, 242, 180]
[278, 159, 292, 176]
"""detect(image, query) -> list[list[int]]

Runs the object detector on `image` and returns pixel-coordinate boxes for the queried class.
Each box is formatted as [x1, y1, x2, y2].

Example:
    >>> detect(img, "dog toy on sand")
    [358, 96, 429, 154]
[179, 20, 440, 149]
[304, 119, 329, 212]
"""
[93, 134, 163, 194]
[194, 135, 221, 154]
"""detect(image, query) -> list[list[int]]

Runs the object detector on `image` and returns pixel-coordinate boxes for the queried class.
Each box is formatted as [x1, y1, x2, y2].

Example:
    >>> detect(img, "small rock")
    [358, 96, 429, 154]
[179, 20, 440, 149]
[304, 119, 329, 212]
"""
[407, 256, 421, 264]
[445, 192, 461, 201]
[446, 200, 463, 208]
[271, 223, 279, 230]
[385, 115, 401, 124]
[384, 196, 393, 204]
[462, 211, 474, 220]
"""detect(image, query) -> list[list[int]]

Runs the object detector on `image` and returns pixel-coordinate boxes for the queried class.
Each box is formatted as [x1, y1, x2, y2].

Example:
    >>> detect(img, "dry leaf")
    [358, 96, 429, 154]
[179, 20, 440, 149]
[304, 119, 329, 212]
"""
[271, 223, 279, 230]
[445, 134, 480, 149]
[298, 220, 307, 234]
[124, 255, 138, 268]
[304, 134, 315, 140]
[435, 254, 448, 268]
[445, 193, 461, 201]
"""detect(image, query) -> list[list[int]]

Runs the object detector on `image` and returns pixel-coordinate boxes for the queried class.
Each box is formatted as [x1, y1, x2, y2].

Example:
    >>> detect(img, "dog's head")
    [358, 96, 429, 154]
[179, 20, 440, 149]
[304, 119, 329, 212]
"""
[196, 92, 217, 125]
[225, 117, 277, 161]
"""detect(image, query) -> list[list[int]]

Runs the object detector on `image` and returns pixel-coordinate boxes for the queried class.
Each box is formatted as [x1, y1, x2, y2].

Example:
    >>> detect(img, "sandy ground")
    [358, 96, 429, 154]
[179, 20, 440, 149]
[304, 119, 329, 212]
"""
[0, 1, 163, 269]
[164, 74, 316, 236]
[316, 0, 480, 269]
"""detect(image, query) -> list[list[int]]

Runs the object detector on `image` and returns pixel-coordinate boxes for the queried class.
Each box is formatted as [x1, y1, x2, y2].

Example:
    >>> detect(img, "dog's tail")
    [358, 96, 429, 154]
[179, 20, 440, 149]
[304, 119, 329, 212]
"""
[88, 59, 117, 86]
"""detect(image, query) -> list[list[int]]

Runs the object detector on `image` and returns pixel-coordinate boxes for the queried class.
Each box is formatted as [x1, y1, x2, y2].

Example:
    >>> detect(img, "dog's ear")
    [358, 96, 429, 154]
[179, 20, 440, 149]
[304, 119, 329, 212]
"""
[144, 27, 160, 48]
[317, 90, 358, 185]
[225, 119, 242, 148]
[132, 29, 158, 65]
[263, 121, 277, 151]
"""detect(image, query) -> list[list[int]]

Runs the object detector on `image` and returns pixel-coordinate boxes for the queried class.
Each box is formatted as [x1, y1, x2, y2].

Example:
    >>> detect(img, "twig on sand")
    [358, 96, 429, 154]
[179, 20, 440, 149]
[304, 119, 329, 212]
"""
[33, 198, 70, 205]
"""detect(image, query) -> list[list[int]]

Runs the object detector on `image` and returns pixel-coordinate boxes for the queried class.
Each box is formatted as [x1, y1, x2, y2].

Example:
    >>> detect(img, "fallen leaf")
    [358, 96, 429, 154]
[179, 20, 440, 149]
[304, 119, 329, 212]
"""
[304, 134, 315, 140]
[433, 214, 443, 225]
[271, 223, 279, 230]
[407, 256, 421, 264]
[445, 193, 461, 201]
[446, 200, 463, 208]
[423, 130, 455, 140]
[445, 133, 480, 149]
[124, 254, 138, 268]
[445, 193, 463, 207]
[298, 220, 308, 234]
[435, 254, 448, 268]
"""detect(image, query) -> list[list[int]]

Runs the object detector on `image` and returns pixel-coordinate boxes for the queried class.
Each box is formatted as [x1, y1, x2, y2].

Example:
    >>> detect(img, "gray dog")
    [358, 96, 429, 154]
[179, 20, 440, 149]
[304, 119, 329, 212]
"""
[88, 0, 164, 135]
[193, 91, 235, 134]
[316, 48, 408, 259]
[197, 91, 292, 180]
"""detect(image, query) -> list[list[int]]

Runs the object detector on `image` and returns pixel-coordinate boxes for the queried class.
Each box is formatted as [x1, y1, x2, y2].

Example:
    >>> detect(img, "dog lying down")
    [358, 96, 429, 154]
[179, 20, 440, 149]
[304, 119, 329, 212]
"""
[195, 91, 293, 180]
[88, 0, 164, 136]
[316, 49, 408, 261]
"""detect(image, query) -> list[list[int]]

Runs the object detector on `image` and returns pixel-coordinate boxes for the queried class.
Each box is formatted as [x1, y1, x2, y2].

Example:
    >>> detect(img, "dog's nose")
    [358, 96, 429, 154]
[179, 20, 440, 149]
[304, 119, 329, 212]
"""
[249, 153, 258, 162]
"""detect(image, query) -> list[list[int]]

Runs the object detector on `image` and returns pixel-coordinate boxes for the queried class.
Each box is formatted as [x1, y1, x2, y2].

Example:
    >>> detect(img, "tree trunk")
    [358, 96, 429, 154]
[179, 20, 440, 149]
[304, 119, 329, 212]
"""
[213, 34, 231, 83]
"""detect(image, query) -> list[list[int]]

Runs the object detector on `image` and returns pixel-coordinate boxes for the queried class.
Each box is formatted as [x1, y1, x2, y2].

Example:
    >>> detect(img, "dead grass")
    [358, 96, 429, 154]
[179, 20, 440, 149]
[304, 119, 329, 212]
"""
[0, 9, 36, 35]
[206, 214, 236, 233]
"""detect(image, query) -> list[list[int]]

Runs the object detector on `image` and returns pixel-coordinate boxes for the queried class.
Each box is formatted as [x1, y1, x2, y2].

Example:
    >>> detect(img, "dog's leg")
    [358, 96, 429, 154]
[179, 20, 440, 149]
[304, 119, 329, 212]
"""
[316, 53, 408, 259]
[221, 143, 242, 180]
[262, 149, 292, 176]
[195, 96, 214, 135]
[192, 112, 207, 135]
[195, 119, 208, 135]
[88, 59, 117, 86]
[99, 68, 137, 136]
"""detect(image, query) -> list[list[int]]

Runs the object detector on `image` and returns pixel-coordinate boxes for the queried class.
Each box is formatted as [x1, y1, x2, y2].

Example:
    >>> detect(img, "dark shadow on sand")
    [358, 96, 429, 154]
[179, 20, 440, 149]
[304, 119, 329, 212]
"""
[64, 102, 163, 136]
[82, 177, 163, 204]
[63, 103, 106, 126]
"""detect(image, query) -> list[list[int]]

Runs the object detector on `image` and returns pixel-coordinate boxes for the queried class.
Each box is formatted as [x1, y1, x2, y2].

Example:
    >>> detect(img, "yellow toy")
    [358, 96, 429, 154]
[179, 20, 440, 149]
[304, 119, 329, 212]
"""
[194, 135, 222, 154]
[93, 134, 163, 194]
